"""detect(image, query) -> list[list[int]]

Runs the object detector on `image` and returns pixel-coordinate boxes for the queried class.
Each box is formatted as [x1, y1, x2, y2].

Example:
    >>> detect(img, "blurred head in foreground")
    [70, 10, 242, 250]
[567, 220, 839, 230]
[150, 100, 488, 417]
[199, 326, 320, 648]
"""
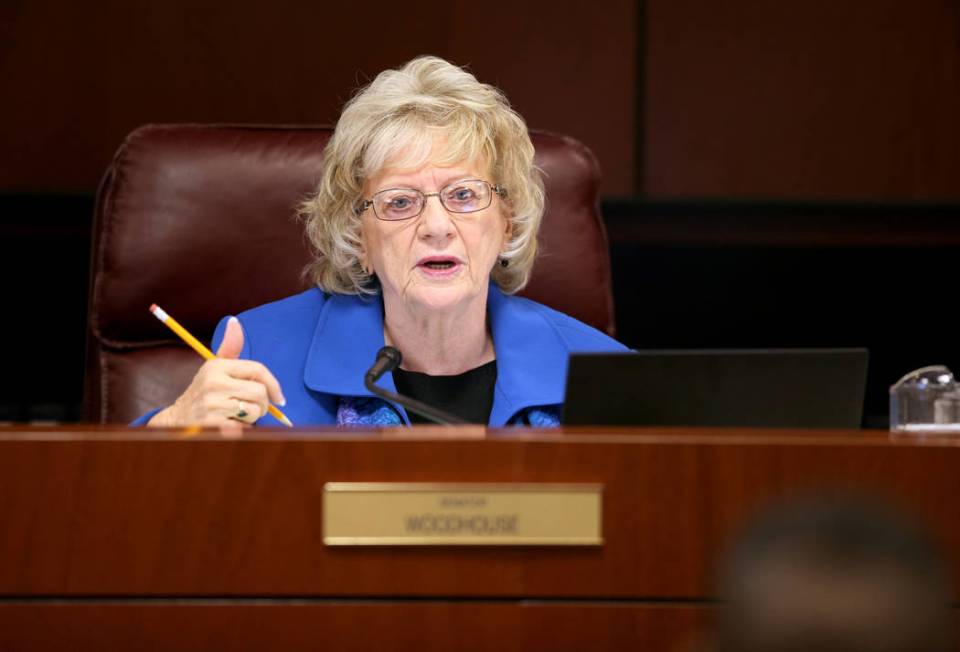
[715, 497, 954, 652]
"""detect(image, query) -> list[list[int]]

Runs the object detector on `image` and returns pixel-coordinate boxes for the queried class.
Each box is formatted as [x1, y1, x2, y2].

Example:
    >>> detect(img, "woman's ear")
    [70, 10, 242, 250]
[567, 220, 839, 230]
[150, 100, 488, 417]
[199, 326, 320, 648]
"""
[358, 223, 372, 274]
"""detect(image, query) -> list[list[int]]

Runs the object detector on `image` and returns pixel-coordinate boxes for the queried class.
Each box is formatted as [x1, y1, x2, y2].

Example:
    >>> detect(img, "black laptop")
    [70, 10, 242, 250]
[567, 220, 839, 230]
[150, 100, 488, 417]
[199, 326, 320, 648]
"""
[562, 349, 868, 428]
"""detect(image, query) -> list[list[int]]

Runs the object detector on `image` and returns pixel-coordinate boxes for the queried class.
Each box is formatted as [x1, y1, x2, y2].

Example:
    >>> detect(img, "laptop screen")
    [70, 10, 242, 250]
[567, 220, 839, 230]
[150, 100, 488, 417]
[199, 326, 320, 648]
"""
[562, 348, 868, 428]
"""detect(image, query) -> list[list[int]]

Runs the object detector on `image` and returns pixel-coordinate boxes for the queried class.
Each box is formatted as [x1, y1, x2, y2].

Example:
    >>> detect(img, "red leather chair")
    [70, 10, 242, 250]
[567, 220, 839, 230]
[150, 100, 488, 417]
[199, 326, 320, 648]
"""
[84, 125, 616, 423]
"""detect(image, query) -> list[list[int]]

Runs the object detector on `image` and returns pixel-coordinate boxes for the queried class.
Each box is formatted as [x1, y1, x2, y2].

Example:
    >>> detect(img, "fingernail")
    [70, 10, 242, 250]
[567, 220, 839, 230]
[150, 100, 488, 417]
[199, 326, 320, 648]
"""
[278, 393, 287, 407]
[228, 316, 239, 326]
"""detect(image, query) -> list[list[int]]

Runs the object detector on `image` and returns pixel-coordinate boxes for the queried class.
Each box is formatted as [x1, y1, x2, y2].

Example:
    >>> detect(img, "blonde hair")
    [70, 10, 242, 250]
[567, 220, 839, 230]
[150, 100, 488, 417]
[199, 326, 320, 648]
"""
[299, 55, 545, 295]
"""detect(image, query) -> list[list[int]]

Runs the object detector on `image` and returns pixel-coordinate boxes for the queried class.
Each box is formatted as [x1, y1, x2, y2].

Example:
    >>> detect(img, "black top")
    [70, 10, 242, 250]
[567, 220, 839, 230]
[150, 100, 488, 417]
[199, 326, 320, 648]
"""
[393, 360, 497, 424]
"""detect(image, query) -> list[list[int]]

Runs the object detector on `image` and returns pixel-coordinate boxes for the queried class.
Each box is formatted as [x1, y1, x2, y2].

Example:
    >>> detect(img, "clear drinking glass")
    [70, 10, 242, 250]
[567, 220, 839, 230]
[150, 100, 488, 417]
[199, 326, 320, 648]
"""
[889, 365, 960, 433]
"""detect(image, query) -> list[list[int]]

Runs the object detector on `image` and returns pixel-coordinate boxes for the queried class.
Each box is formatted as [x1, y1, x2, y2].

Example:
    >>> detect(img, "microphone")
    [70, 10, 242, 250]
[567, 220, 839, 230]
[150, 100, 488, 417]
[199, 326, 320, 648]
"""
[364, 346, 467, 425]
[365, 346, 402, 384]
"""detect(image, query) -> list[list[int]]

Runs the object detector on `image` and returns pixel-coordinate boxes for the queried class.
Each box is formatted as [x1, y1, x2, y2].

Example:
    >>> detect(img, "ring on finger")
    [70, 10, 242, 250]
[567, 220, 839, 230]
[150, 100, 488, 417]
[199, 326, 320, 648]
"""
[235, 399, 249, 420]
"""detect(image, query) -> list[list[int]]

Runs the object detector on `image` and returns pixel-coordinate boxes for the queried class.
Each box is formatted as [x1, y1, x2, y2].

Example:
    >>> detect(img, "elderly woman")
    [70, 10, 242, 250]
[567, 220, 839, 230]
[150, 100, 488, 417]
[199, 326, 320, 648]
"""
[141, 56, 626, 429]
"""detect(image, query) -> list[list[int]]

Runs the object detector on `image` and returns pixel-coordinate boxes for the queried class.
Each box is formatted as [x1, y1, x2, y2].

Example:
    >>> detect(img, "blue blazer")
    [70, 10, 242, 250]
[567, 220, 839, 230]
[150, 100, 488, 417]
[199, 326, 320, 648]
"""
[139, 285, 628, 427]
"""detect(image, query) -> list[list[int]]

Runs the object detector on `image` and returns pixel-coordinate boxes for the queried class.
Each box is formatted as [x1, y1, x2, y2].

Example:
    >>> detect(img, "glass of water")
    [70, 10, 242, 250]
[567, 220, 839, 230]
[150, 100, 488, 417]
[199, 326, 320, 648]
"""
[890, 365, 960, 433]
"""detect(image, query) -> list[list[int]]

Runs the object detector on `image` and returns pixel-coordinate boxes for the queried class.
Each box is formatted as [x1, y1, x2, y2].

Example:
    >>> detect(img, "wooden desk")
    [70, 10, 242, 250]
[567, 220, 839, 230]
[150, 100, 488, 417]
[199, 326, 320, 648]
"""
[1, 426, 957, 651]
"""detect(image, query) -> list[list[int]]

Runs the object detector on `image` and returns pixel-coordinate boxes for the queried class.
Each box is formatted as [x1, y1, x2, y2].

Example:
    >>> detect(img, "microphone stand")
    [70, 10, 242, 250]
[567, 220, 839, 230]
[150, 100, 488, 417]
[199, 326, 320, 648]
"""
[364, 348, 467, 426]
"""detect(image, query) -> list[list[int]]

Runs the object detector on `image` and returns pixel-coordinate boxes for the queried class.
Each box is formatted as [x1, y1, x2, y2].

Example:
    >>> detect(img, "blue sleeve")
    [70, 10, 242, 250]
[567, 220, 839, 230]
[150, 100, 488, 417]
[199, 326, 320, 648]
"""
[130, 407, 163, 426]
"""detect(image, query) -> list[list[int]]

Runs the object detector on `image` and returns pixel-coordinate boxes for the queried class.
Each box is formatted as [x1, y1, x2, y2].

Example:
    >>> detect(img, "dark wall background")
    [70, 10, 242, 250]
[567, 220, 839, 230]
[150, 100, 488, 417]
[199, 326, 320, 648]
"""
[1, 0, 958, 424]
[0, 0, 636, 194]
[645, 0, 960, 199]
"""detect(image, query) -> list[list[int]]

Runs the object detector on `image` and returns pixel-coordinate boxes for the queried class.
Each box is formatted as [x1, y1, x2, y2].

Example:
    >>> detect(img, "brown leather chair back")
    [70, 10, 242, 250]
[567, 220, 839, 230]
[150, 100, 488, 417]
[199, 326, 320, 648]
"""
[85, 125, 615, 423]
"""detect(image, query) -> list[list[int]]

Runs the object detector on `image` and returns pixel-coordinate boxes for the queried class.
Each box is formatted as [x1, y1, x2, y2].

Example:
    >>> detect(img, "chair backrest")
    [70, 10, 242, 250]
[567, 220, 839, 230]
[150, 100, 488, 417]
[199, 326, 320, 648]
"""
[85, 124, 616, 423]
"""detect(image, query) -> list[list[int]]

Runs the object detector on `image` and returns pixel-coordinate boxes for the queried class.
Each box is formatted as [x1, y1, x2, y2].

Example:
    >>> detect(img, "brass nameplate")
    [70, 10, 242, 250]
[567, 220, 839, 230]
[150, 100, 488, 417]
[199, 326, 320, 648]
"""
[323, 483, 602, 546]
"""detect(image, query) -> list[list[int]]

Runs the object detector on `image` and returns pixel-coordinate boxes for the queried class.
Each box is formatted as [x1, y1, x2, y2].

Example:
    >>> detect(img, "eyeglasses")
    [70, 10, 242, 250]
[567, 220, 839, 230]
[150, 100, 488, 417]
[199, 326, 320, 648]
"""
[356, 179, 506, 221]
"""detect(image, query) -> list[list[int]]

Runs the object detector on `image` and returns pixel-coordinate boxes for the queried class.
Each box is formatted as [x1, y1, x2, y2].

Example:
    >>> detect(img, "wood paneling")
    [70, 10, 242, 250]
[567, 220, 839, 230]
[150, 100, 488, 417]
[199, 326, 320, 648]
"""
[0, 1, 634, 195]
[0, 602, 711, 652]
[1, 427, 959, 597]
[644, 0, 960, 199]
[2, 426, 958, 651]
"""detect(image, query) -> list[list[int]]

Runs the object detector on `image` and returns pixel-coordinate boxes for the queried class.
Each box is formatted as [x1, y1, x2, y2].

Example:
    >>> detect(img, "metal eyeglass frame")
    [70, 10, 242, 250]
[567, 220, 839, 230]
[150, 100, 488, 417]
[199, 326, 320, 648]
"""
[354, 179, 507, 220]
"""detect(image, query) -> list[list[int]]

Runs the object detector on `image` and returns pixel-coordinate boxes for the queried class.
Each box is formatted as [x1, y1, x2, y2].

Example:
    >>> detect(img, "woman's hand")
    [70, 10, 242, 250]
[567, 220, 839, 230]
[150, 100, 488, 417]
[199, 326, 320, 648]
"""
[147, 317, 285, 431]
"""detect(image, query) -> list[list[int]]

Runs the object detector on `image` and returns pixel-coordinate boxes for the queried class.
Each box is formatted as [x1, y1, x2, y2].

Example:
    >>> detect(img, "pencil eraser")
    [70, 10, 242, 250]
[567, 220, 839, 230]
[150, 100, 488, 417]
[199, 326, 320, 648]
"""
[149, 305, 169, 322]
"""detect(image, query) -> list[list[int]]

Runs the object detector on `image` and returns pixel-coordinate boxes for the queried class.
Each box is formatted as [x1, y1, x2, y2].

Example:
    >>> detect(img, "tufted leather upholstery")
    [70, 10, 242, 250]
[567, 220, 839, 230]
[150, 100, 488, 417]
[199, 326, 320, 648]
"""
[84, 125, 615, 423]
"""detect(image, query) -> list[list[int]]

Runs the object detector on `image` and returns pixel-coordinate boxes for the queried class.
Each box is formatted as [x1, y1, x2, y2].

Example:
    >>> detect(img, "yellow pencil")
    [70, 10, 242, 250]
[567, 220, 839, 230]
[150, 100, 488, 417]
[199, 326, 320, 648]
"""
[149, 304, 293, 427]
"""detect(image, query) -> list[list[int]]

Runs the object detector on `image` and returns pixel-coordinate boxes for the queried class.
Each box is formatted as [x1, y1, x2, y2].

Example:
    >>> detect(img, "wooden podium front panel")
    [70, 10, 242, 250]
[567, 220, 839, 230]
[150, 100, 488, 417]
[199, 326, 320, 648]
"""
[1, 427, 959, 598]
[0, 602, 711, 652]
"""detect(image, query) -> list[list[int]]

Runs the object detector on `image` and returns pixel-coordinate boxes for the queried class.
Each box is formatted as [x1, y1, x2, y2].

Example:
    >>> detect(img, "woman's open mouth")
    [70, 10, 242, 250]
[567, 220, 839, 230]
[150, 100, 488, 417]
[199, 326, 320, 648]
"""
[417, 257, 462, 277]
